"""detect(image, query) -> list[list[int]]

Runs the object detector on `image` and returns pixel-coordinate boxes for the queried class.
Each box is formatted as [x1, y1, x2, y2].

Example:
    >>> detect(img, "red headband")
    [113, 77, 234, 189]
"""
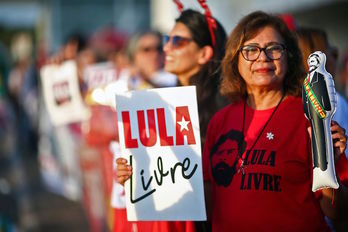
[173, 0, 217, 47]
[173, 0, 184, 13]
[197, 0, 217, 47]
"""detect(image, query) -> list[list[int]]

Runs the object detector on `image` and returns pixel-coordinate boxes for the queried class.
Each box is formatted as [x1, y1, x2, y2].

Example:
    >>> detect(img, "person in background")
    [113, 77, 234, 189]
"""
[115, 5, 228, 232]
[163, 9, 228, 144]
[338, 51, 348, 98]
[8, 32, 38, 153]
[127, 30, 177, 89]
[46, 32, 94, 94]
[47, 32, 87, 64]
[38, 31, 94, 200]
[0, 39, 19, 232]
[112, 30, 178, 232]
[202, 11, 348, 231]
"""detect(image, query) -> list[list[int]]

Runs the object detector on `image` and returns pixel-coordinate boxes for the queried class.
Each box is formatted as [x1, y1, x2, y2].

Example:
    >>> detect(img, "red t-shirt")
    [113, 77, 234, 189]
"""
[203, 96, 330, 232]
[113, 208, 196, 232]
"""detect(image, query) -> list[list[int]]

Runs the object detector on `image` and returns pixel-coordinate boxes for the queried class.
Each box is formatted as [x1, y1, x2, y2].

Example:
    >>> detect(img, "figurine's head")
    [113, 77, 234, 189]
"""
[308, 51, 326, 73]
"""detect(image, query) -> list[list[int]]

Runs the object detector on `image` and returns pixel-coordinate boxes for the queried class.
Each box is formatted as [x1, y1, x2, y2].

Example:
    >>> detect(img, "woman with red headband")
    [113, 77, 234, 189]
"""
[162, 8, 227, 145]
[115, 2, 228, 232]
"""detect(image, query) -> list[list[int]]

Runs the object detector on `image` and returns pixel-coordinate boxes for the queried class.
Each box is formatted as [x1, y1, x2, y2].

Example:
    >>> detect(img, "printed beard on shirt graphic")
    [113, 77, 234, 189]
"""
[116, 86, 206, 221]
[210, 129, 281, 192]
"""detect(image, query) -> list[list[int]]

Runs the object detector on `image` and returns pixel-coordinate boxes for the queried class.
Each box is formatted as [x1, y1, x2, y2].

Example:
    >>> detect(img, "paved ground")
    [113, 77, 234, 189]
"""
[1, 151, 90, 232]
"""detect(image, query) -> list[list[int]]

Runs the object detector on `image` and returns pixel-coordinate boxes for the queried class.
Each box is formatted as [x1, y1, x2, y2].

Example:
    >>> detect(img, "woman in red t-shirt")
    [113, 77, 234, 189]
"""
[202, 11, 348, 231]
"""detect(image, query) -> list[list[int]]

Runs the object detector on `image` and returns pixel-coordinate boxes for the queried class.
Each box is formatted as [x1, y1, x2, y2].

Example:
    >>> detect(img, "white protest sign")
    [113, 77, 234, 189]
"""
[115, 86, 206, 221]
[83, 62, 129, 107]
[40, 60, 90, 126]
[83, 62, 120, 89]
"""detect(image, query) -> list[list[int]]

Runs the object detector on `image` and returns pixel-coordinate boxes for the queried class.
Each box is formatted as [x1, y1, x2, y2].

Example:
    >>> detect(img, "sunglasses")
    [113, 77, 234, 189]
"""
[138, 45, 162, 53]
[163, 35, 193, 48]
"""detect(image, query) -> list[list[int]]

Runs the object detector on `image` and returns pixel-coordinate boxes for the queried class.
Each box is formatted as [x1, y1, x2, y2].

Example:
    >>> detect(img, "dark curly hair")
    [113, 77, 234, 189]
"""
[221, 11, 305, 103]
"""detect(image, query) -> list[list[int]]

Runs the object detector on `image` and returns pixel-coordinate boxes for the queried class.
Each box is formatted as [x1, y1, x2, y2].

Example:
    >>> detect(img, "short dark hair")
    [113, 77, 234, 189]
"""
[221, 11, 305, 102]
[64, 32, 87, 52]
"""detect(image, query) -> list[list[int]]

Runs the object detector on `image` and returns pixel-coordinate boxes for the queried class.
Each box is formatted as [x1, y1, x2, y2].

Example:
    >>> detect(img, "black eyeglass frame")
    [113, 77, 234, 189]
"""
[239, 43, 287, 61]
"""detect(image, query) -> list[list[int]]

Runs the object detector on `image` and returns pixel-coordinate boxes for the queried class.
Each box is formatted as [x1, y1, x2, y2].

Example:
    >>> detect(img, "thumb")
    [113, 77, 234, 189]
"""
[307, 126, 312, 139]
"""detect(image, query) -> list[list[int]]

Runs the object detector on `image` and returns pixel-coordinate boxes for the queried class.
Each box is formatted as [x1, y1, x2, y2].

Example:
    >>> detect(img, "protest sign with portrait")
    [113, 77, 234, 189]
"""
[40, 60, 90, 126]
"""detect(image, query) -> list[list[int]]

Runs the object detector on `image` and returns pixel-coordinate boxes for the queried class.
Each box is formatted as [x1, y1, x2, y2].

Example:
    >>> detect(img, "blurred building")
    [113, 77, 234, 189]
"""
[153, 0, 348, 70]
[0, 0, 347, 58]
[0, 0, 151, 55]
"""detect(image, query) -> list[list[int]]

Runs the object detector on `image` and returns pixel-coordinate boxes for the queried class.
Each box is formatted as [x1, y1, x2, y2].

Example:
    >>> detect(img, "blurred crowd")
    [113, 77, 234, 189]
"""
[1, 8, 348, 232]
[0, 24, 179, 232]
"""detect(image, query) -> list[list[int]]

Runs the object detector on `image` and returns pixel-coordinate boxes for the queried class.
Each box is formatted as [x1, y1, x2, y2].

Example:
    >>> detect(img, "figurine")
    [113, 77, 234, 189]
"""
[302, 51, 339, 191]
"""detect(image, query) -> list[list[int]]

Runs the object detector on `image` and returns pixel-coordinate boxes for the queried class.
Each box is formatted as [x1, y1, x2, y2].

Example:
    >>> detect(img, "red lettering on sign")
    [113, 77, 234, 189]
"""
[122, 111, 138, 148]
[157, 108, 174, 146]
[121, 106, 196, 147]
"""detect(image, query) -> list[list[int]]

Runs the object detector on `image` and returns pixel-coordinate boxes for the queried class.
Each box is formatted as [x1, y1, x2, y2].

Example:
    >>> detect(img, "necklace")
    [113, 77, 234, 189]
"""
[237, 93, 285, 174]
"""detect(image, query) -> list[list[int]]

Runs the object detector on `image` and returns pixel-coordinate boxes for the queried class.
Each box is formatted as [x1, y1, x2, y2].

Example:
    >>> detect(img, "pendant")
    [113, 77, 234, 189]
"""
[237, 159, 246, 175]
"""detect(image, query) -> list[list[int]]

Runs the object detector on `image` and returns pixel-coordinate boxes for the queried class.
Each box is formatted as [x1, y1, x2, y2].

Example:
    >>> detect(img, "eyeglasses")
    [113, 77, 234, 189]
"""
[240, 43, 286, 61]
[163, 35, 193, 48]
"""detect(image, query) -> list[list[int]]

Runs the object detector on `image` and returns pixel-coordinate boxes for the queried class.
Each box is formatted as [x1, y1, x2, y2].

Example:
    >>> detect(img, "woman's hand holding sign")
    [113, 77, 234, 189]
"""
[116, 157, 132, 186]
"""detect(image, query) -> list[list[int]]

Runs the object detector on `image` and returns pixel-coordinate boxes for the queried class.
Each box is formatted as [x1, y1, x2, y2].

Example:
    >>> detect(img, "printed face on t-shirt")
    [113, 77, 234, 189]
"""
[210, 130, 245, 187]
